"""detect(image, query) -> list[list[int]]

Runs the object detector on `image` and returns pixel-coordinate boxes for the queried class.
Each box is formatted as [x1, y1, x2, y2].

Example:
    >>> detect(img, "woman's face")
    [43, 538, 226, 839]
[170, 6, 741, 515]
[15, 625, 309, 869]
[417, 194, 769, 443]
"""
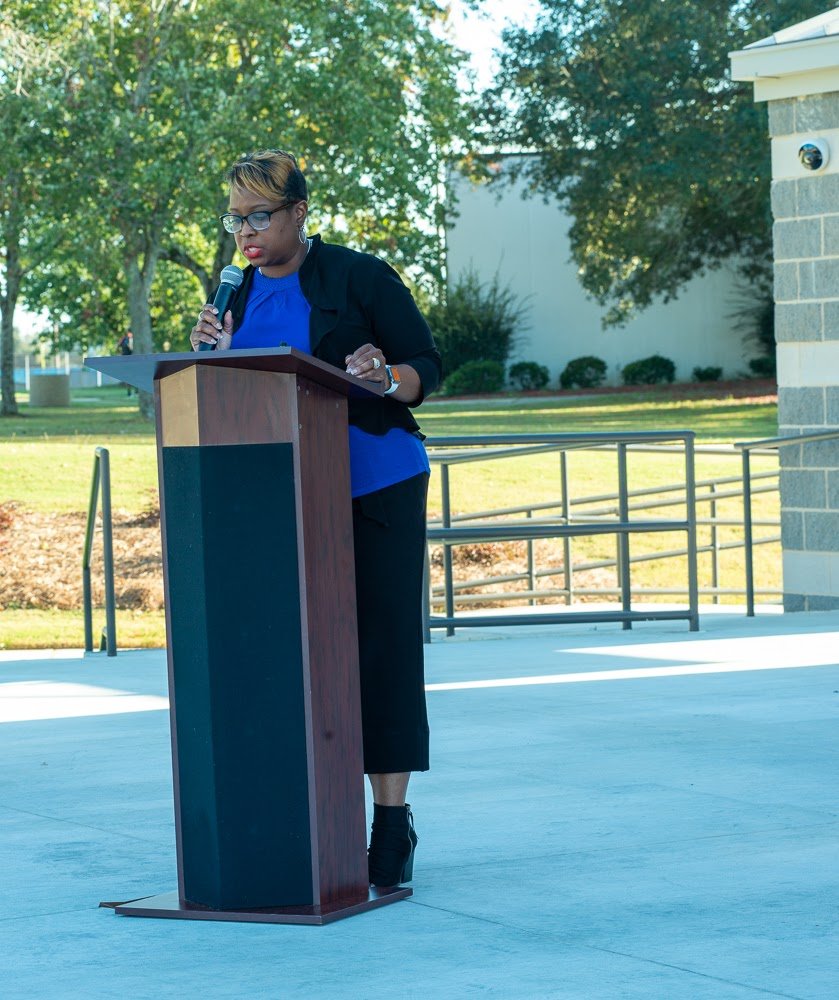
[228, 184, 308, 275]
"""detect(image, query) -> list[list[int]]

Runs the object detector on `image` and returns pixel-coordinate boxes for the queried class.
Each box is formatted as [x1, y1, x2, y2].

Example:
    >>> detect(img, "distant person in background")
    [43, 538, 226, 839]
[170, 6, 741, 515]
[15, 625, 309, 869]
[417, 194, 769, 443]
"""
[117, 331, 134, 395]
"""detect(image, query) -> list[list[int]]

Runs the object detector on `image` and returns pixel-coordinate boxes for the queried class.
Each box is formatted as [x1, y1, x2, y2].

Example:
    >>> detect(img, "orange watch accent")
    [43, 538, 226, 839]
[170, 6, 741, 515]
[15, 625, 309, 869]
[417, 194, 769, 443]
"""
[384, 364, 401, 394]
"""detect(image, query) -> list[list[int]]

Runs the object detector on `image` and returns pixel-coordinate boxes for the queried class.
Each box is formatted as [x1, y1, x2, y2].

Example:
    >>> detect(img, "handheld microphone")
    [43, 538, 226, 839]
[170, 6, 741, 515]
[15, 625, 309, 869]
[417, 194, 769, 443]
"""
[198, 265, 244, 351]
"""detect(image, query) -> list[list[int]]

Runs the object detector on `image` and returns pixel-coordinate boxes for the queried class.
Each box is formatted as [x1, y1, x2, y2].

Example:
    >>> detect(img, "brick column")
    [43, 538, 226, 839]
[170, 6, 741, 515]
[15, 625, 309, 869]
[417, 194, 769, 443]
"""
[770, 95, 839, 611]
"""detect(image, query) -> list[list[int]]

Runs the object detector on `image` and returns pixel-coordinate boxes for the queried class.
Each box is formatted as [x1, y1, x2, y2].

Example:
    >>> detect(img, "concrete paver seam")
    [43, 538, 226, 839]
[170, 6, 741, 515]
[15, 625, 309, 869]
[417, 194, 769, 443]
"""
[0, 804, 168, 845]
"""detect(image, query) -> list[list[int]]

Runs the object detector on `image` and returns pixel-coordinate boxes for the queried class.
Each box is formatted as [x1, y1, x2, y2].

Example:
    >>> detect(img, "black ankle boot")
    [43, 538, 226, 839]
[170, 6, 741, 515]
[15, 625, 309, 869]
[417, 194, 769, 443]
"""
[368, 803, 418, 887]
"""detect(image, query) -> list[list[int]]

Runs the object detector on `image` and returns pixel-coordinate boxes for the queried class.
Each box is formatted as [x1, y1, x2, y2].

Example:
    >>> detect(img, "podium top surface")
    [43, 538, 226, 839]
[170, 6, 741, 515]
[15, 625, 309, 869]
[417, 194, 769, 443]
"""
[84, 347, 384, 398]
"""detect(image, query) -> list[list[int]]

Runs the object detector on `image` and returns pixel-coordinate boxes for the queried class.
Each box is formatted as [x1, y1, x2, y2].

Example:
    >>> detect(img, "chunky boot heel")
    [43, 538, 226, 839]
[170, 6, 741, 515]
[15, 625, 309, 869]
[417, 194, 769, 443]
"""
[368, 803, 418, 887]
[400, 805, 418, 882]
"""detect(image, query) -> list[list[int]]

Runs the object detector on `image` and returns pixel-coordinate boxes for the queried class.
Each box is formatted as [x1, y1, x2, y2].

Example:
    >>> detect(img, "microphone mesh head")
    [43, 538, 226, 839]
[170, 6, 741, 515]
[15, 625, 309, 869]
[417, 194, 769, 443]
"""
[220, 265, 244, 288]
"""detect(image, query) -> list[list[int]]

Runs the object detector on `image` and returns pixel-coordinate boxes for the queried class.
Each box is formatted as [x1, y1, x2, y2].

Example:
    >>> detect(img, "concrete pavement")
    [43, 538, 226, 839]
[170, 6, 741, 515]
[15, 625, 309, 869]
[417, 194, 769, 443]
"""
[0, 609, 837, 999]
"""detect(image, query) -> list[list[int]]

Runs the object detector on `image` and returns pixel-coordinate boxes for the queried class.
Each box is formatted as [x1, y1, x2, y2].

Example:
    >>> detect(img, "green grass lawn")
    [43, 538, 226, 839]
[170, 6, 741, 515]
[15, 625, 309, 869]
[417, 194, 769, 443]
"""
[0, 382, 779, 648]
[1, 384, 778, 512]
[1, 608, 167, 651]
[421, 392, 777, 440]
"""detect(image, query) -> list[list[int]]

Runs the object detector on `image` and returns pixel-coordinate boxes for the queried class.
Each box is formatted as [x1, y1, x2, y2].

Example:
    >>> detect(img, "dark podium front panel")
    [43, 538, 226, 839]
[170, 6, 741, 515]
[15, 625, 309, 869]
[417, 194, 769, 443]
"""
[161, 442, 311, 909]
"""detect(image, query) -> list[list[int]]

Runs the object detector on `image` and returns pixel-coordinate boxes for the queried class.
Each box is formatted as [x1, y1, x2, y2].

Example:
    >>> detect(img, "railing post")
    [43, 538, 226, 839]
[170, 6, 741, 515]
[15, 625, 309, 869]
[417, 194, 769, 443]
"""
[684, 435, 699, 631]
[82, 447, 118, 656]
[82, 455, 101, 653]
[561, 451, 573, 605]
[98, 447, 117, 656]
[617, 443, 631, 629]
[742, 448, 755, 617]
[709, 481, 719, 605]
[526, 508, 535, 605]
[441, 462, 455, 636]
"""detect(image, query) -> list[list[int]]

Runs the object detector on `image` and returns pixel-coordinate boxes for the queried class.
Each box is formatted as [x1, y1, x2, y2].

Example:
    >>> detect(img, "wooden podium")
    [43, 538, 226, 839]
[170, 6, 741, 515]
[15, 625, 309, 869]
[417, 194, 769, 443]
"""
[85, 348, 411, 924]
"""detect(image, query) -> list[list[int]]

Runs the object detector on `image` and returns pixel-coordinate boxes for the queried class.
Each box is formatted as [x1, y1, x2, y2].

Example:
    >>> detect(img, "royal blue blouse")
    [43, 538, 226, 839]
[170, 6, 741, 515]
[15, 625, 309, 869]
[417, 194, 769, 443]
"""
[232, 267, 429, 498]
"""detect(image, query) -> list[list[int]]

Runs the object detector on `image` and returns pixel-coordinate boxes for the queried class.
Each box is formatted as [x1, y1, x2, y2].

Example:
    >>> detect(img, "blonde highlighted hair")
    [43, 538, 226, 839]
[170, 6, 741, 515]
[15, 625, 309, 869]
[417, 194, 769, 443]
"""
[226, 149, 308, 203]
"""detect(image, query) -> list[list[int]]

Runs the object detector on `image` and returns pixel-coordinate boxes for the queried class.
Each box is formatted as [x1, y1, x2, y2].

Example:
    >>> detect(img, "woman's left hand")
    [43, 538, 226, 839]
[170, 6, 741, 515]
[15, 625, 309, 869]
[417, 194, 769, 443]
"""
[345, 344, 389, 385]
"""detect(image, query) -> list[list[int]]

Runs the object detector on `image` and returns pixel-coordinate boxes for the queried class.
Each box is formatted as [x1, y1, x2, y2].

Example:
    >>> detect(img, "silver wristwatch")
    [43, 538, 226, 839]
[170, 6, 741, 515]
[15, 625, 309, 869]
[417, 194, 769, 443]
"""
[384, 364, 401, 395]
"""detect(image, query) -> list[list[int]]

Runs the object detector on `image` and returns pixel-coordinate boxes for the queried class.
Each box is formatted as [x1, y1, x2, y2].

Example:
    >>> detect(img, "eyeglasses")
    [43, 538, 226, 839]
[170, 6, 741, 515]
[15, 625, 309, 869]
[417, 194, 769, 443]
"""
[218, 202, 294, 234]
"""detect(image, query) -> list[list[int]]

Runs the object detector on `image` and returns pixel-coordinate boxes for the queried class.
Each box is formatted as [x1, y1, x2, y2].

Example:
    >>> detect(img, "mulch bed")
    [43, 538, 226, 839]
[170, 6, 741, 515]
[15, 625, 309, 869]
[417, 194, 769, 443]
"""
[0, 503, 587, 613]
[0, 502, 165, 612]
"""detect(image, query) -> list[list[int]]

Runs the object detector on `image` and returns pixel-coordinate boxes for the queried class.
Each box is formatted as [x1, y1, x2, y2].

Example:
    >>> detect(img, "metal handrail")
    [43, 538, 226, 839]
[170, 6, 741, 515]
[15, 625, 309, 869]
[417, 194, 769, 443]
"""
[424, 431, 699, 636]
[83, 447, 117, 656]
[423, 433, 789, 625]
[427, 471, 778, 523]
[736, 429, 839, 616]
[429, 534, 782, 602]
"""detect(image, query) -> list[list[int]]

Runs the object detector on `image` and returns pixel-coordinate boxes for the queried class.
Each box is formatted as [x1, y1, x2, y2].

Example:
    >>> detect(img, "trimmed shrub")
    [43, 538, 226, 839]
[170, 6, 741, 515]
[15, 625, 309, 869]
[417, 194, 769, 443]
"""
[692, 365, 723, 382]
[443, 360, 506, 396]
[621, 354, 676, 386]
[508, 361, 550, 391]
[729, 285, 775, 373]
[748, 356, 776, 378]
[560, 355, 607, 389]
[425, 267, 526, 377]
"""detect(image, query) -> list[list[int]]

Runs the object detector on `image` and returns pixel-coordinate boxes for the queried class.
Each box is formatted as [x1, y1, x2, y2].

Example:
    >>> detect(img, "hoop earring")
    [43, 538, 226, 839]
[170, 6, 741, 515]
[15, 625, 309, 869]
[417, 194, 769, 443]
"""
[298, 224, 307, 245]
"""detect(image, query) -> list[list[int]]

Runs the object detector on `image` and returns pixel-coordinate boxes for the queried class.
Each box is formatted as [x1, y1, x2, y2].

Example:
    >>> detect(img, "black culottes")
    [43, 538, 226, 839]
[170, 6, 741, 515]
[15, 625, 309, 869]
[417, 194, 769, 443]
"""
[352, 471, 430, 774]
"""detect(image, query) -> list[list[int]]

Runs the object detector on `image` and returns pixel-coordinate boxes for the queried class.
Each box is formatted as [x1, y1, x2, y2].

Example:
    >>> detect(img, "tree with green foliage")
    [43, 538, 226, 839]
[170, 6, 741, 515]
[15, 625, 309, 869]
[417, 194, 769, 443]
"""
[0, 12, 65, 416]
[18, 0, 473, 418]
[485, 0, 828, 326]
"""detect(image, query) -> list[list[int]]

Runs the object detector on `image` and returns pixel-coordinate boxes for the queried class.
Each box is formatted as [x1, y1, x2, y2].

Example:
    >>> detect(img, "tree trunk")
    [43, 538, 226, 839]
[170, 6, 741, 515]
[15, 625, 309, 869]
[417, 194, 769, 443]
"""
[0, 229, 22, 417]
[211, 226, 238, 292]
[125, 247, 159, 422]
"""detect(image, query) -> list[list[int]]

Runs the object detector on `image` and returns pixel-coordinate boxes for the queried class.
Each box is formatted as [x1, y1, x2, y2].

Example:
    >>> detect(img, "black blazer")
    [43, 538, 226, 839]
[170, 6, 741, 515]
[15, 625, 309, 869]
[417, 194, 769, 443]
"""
[226, 235, 442, 437]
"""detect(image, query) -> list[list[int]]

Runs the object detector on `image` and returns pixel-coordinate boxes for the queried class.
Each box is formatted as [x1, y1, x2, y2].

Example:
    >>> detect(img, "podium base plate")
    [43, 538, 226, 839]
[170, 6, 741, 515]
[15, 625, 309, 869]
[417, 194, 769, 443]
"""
[105, 887, 412, 925]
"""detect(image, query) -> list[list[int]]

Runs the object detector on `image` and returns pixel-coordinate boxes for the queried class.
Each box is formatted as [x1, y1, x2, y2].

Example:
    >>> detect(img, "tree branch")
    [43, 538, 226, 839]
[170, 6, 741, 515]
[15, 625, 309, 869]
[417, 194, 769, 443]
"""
[160, 245, 211, 298]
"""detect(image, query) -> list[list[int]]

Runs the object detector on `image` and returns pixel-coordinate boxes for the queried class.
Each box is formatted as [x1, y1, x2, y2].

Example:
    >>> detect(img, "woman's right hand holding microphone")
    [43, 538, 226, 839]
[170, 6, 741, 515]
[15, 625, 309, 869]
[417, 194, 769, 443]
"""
[190, 305, 233, 351]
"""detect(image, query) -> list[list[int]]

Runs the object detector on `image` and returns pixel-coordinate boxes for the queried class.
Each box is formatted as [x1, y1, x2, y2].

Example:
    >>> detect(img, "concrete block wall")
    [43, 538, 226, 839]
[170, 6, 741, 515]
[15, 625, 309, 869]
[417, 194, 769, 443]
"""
[770, 95, 839, 611]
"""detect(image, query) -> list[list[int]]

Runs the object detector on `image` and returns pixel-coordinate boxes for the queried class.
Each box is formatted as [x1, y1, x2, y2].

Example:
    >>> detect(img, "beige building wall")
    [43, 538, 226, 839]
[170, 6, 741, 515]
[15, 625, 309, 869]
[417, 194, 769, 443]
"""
[447, 165, 757, 385]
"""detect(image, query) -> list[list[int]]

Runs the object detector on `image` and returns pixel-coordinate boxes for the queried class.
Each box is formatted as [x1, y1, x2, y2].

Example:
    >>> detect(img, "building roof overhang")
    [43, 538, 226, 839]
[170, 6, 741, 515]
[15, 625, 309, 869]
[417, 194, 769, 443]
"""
[730, 8, 839, 102]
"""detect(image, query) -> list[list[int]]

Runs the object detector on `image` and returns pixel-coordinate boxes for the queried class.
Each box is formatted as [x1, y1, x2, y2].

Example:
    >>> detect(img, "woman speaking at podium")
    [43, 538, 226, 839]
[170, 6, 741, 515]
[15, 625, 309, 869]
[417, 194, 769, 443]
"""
[190, 149, 441, 888]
